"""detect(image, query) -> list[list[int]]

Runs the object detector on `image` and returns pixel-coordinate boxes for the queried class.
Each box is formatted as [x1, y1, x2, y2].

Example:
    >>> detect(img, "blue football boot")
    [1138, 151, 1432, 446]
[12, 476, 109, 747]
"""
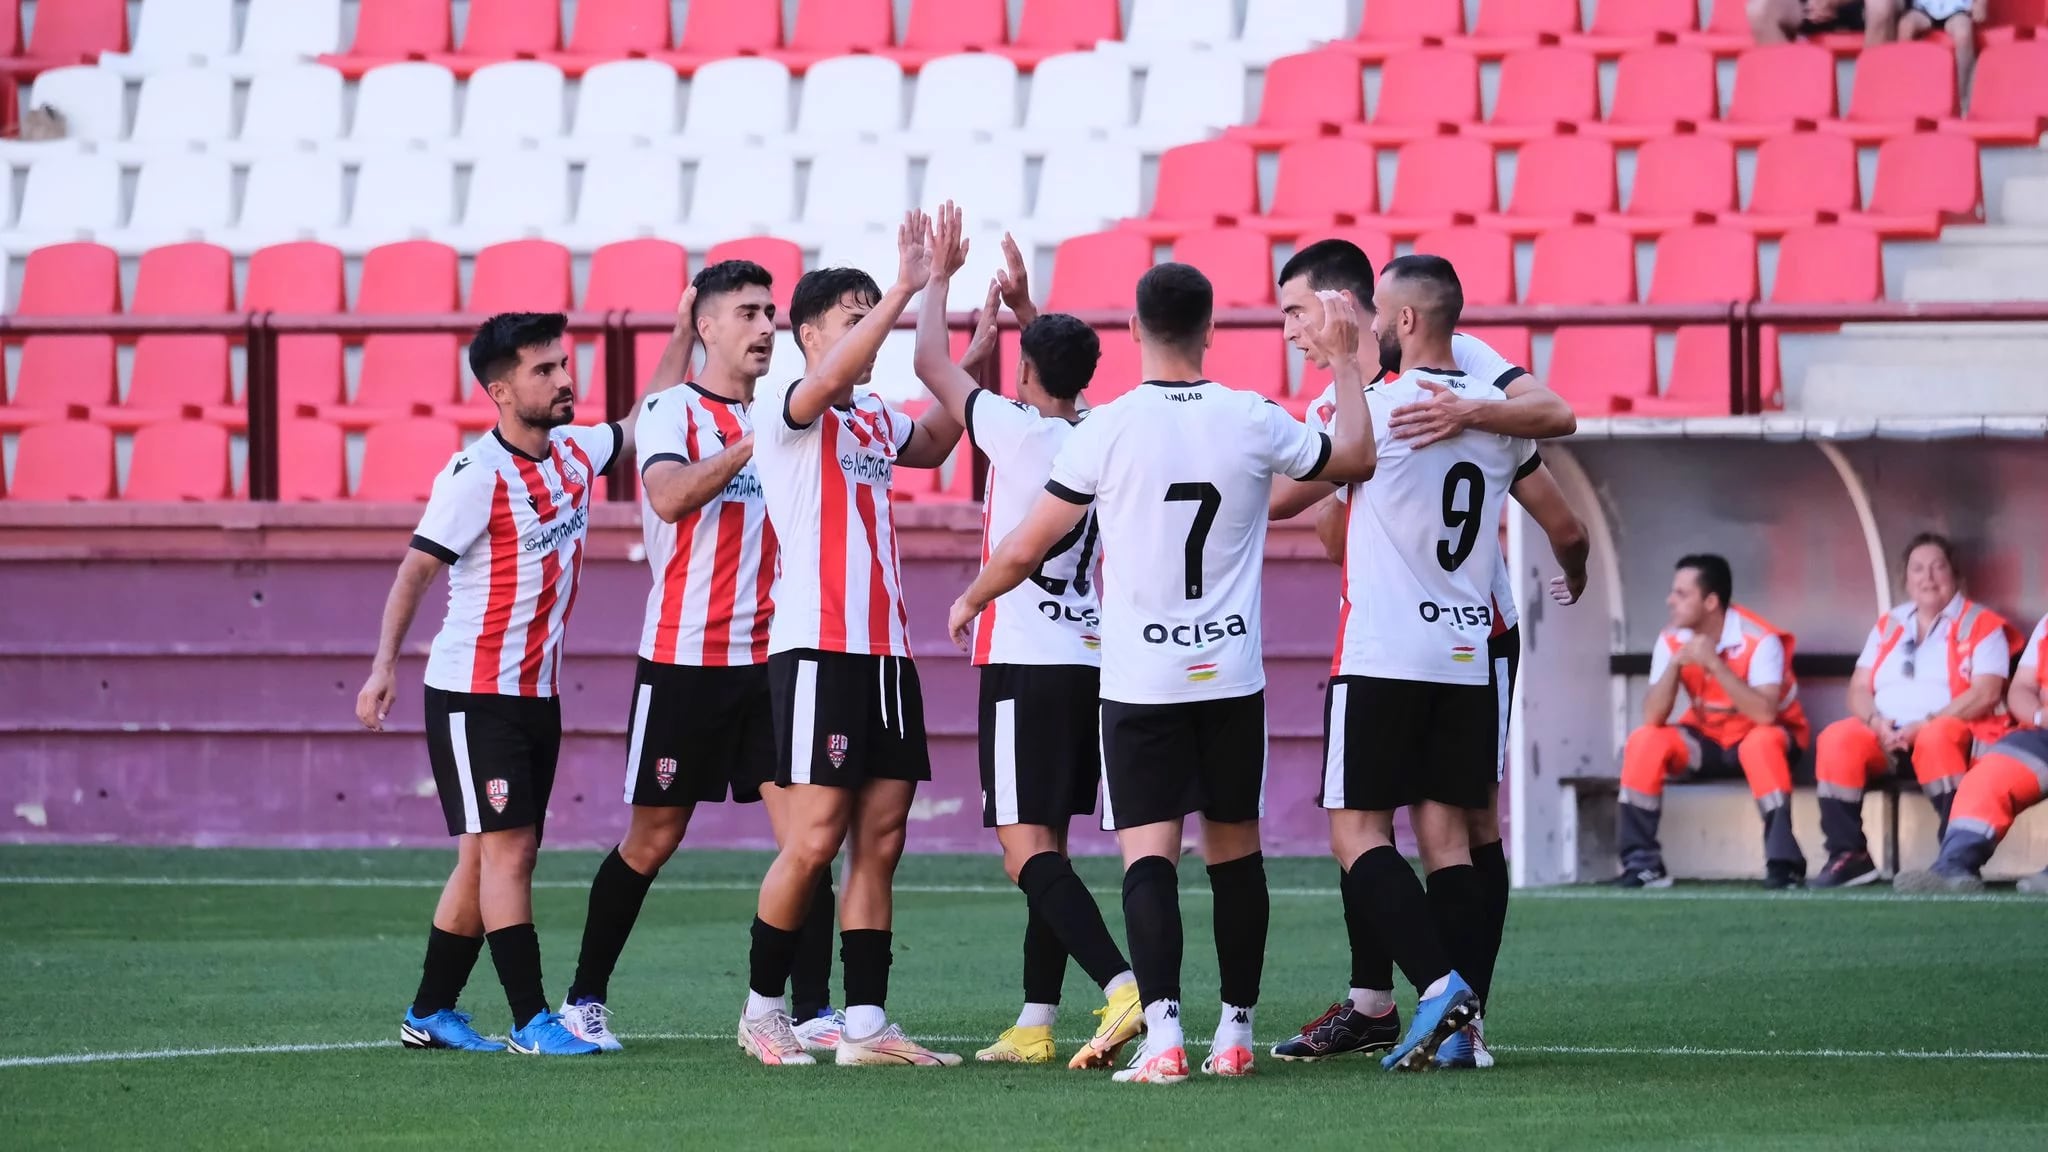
[1382, 971, 1479, 1071]
[401, 1007, 506, 1052]
[507, 1011, 603, 1055]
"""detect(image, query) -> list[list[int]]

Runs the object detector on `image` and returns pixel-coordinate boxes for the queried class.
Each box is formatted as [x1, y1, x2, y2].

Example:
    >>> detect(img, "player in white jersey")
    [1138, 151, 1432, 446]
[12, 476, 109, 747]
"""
[356, 312, 669, 1056]
[738, 211, 969, 1068]
[949, 262, 1379, 1085]
[909, 205, 1141, 1068]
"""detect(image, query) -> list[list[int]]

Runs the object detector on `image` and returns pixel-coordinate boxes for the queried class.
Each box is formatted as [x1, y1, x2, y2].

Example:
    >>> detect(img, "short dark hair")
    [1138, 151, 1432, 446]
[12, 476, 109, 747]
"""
[789, 267, 880, 336]
[692, 259, 775, 312]
[1677, 553, 1734, 611]
[1278, 238, 1375, 301]
[1379, 254, 1464, 332]
[1135, 262, 1213, 356]
[468, 312, 567, 383]
[1903, 531, 1957, 570]
[1018, 313, 1100, 400]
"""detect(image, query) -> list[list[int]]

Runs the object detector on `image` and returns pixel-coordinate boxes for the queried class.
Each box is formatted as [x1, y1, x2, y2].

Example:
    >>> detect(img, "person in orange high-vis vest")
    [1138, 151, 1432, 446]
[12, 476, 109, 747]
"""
[1615, 555, 1809, 889]
[1810, 533, 2018, 888]
[1895, 613, 2048, 894]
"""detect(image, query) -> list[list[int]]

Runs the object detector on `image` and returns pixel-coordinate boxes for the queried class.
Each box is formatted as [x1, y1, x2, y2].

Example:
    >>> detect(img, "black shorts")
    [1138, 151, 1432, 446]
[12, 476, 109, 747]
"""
[1321, 674, 1497, 812]
[425, 686, 561, 838]
[979, 663, 1101, 828]
[1100, 691, 1266, 831]
[623, 659, 775, 807]
[770, 648, 931, 789]
[1490, 625, 1522, 785]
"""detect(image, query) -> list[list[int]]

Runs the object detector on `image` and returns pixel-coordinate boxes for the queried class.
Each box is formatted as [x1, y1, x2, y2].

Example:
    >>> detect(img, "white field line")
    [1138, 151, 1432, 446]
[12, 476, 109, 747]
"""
[5, 1033, 2046, 1070]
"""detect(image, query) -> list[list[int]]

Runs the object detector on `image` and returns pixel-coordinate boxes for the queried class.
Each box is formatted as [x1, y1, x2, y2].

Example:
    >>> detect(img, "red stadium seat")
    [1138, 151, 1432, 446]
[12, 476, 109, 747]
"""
[1685, 0, 1756, 52]
[1823, 41, 1955, 141]
[94, 244, 235, 432]
[660, 0, 784, 73]
[1413, 228, 1516, 305]
[587, 238, 691, 410]
[15, 241, 120, 313]
[1246, 138, 1378, 237]
[1700, 43, 1835, 144]
[7, 422, 113, 500]
[1376, 137, 1497, 235]
[703, 237, 801, 310]
[1585, 45, 1717, 143]
[1465, 0, 1580, 57]
[1945, 40, 2048, 142]
[319, 0, 453, 77]
[443, 241, 576, 429]
[1123, 139, 1259, 240]
[1734, 133, 1857, 234]
[1003, 0, 1120, 68]
[1044, 230, 1150, 401]
[356, 418, 462, 501]
[1315, 226, 1396, 272]
[1342, 0, 1463, 60]
[564, 0, 673, 57]
[0, 0, 20, 57]
[1174, 231, 1281, 397]
[1225, 50, 1364, 148]
[1476, 135, 1616, 235]
[1637, 226, 1759, 416]
[1774, 226, 1884, 301]
[275, 419, 348, 502]
[1527, 227, 1636, 304]
[888, 0, 1009, 69]
[434, 0, 561, 76]
[323, 242, 462, 429]
[776, 0, 895, 71]
[246, 243, 347, 416]
[1341, 48, 1479, 145]
[1, 244, 121, 430]
[1983, 0, 2047, 40]
[1839, 133, 1982, 238]
[1598, 135, 1736, 236]
[1466, 48, 1599, 143]
[125, 421, 230, 502]
[1527, 227, 1649, 412]
[1567, 0, 1699, 55]
[18, 0, 126, 66]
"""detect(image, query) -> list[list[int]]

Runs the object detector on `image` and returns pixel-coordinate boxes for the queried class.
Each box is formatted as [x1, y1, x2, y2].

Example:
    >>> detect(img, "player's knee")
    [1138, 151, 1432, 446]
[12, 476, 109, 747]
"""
[478, 827, 539, 877]
[781, 827, 842, 877]
[620, 812, 690, 875]
[1464, 805, 1500, 845]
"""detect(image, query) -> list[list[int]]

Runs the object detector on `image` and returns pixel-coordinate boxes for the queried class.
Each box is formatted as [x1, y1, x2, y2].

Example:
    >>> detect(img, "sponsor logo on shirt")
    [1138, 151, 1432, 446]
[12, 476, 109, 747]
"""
[838, 453, 894, 485]
[1163, 390, 1205, 403]
[1036, 602, 1101, 630]
[1187, 662, 1219, 682]
[1141, 615, 1249, 648]
[1418, 601, 1493, 628]
[722, 471, 764, 501]
[522, 505, 589, 553]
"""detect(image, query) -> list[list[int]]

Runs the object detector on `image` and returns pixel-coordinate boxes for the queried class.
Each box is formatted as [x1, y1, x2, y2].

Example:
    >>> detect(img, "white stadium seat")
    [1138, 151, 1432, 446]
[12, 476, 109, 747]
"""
[100, 155, 235, 253]
[817, 228, 924, 311]
[558, 151, 683, 251]
[328, 153, 457, 253]
[866, 332, 925, 404]
[1127, 50, 1246, 150]
[1233, 0, 1352, 65]
[447, 153, 571, 247]
[561, 60, 680, 159]
[0, 67, 126, 163]
[221, 66, 346, 162]
[1100, 0, 1239, 64]
[2, 155, 123, 255]
[106, 69, 235, 163]
[905, 54, 1019, 146]
[99, 0, 237, 77]
[676, 58, 792, 156]
[923, 142, 1028, 227]
[793, 56, 905, 148]
[1022, 140, 1143, 246]
[451, 61, 567, 160]
[220, 0, 344, 77]
[680, 147, 798, 247]
[1013, 52, 1133, 151]
[790, 146, 912, 244]
[217, 154, 345, 253]
[342, 63, 458, 156]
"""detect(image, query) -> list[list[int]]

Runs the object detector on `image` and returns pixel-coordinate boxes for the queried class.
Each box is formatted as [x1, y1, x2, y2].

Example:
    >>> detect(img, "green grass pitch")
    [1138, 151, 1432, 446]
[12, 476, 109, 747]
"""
[4, 846, 2045, 1150]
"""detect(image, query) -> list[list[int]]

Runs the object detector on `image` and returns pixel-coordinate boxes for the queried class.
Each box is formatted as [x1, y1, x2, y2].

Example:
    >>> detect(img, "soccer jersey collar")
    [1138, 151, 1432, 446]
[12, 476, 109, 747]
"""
[1142, 378, 1211, 388]
[491, 428, 549, 463]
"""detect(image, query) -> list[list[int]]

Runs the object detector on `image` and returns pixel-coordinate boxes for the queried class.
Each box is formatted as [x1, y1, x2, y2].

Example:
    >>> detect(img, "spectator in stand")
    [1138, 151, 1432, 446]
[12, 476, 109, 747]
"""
[1894, 2, 1989, 111]
[1749, 0, 1900, 45]
[1809, 533, 2019, 888]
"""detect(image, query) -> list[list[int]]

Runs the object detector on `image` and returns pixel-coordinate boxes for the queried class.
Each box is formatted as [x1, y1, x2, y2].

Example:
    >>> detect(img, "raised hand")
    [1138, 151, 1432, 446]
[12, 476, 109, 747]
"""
[897, 208, 935, 292]
[932, 200, 971, 282]
[995, 232, 1032, 317]
[961, 278, 1002, 370]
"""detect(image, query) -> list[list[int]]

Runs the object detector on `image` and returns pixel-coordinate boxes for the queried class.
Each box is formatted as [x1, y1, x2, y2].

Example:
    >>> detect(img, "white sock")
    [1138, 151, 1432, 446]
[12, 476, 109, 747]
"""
[1143, 999, 1185, 1053]
[1422, 975, 1451, 1000]
[1215, 1002, 1255, 1050]
[1104, 970, 1136, 997]
[1015, 1003, 1057, 1029]
[1349, 988, 1395, 1016]
[844, 1004, 888, 1040]
[744, 991, 787, 1021]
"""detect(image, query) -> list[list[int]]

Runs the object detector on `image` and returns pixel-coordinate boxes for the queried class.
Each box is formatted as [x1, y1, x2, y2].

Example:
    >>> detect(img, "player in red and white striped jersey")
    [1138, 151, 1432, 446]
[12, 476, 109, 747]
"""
[355, 311, 670, 1056]
[911, 204, 1140, 1068]
[739, 212, 970, 1068]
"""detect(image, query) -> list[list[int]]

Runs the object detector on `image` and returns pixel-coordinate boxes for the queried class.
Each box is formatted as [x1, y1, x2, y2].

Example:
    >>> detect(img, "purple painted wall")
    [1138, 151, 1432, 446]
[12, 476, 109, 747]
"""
[0, 509, 1419, 856]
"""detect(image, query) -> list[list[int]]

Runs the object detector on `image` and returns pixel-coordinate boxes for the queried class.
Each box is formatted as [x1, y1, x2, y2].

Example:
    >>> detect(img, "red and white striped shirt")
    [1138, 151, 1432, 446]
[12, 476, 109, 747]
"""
[636, 384, 777, 666]
[412, 423, 620, 697]
[750, 380, 916, 658]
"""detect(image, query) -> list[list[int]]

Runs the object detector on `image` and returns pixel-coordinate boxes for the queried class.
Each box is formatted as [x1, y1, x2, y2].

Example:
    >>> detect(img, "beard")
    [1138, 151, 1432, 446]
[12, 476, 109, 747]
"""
[517, 398, 575, 428]
[1376, 329, 1403, 378]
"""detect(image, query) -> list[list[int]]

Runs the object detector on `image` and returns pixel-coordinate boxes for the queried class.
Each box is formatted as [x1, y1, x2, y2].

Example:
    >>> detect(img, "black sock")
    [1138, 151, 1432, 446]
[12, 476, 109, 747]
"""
[791, 870, 836, 1021]
[1341, 862, 1394, 997]
[748, 916, 801, 1001]
[840, 929, 893, 1014]
[566, 848, 656, 1004]
[1121, 855, 1183, 1008]
[1425, 864, 1483, 1004]
[411, 926, 484, 1017]
[1347, 847, 1449, 994]
[1022, 904, 1068, 1005]
[1470, 840, 1511, 1011]
[1017, 851, 1129, 990]
[484, 923, 548, 1029]
[1207, 852, 1268, 1009]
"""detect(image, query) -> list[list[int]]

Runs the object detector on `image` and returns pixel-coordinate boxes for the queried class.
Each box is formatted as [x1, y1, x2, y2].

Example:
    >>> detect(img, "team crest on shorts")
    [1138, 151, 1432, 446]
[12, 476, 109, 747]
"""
[827, 734, 850, 768]
[485, 778, 510, 813]
[655, 758, 677, 790]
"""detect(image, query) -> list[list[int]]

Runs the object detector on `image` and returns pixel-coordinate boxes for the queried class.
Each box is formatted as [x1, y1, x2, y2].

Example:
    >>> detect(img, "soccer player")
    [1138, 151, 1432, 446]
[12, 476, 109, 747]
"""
[556, 263, 840, 1053]
[359, 311, 665, 1056]
[737, 211, 968, 1067]
[910, 205, 1141, 1067]
[949, 263, 1379, 1085]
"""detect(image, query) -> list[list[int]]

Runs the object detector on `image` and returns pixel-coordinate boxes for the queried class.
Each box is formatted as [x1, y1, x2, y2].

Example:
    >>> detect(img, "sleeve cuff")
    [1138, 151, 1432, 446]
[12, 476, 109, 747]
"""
[964, 388, 985, 448]
[1046, 479, 1092, 506]
[1495, 365, 1528, 392]
[641, 452, 689, 474]
[1514, 448, 1543, 483]
[783, 387, 815, 432]
[409, 535, 460, 565]
[604, 421, 624, 471]
[1293, 432, 1334, 482]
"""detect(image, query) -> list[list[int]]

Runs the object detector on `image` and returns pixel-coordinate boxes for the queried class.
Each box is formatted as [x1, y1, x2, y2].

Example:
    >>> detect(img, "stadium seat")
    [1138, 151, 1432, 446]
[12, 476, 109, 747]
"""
[1340, 48, 1479, 145]
[1175, 229, 1282, 397]
[100, 154, 235, 254]
[680, 146, 798, 246]
[2, 155, 122, 255]
[1638, 226, 1759, 416]
[218, 154, 346, 254]
[100, 242, 237, 430]
[1466, 47, 1599, 143]
[924, 142, 1028, 226]
[1245, 137, 1378, 238]
[906, 53, 1020, 143]
[319, 0, 452, 77]
[1985, 0, 2048, 39]
[1823, 41, 1955, 141]
[450, 151, 571, 247]
[1684, 0, 1757, 53]
[791, 55, 905, 145]
[221, 65, 346, 161]
[1127, 50, 1246, 149]
[328, 153, 457, 253]
[1566, 0, 1700, 55]
[6, 423, 115, 500]
[889, 0, 1009, 69]
[1597, 135, 1736, 236]
[1003, 0, 1121, 68]
[584, 237, 691, 408]
[1772, 226, 1884, 301]
[1223, 49, 1364, 148]
[1701, 43, 1835, 144]
[1044, 229, 1150, 401]
[96, 0, 235, 77]
[325, 242, 462, 429]
[1105, 0, 1237, 63]
[793, 146, 911, 243]
[355, 419, 461, 501]
[451, 61, 566, 158]
[1839, 133, 1983, 237]
[1121, 139, 1258, 240]
[1231, 0, 1352, 66]
[432, 0, 561, 76]
[547, 0, 673, 75]
[1464, 0, 1580, 57]
[676, 58, 793, 153]
[1734, 133, 1858, 234]
[1377, 137, 1498, 235]
[1584, 45, 1717, 143]
[1342, 0, 1462, 60]
[777, 0, 896, 71]
[245, 242, 347, 414]
[1413, 228, 1516, 304]
[438, 241, 576, 427]
[277, 419, 347, 501]
[703, 238, 803, 310]
[106, 68, 235, 162]
[558, 59, 679, 158]
[124, 421, 231, 501]
[559, 150, 682, 251]
[1527, 226, 1650, 412]
[659, 0, 782, 73]
[1013, 51, 1133, 147]
[1944, 40, 2048, 142]
[0, 243, 120, 429]
[10, 65, 126, 150]
[1023, 140, 1143, 245]
[219, 0, 344, 77]
[1477, 135, 1616, 235]
[340, 62, 457, 155]
[16, 0, 127, 68]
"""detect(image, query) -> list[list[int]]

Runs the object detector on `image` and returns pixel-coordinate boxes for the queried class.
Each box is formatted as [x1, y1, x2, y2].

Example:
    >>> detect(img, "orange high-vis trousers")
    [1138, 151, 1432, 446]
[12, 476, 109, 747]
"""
[1814, 715, 1972, 798]
[1948, 739, 2048, 845]
[1619, 724, 1796, 807]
